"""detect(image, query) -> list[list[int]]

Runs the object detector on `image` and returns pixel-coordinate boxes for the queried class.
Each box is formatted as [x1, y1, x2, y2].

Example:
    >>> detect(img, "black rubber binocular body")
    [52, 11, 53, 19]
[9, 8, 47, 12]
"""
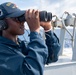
[18, 11, 52, 22]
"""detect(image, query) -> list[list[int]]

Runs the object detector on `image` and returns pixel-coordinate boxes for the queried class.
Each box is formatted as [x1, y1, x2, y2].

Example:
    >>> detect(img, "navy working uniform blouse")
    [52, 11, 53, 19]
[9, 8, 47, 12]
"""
[0, 31, 60, 75]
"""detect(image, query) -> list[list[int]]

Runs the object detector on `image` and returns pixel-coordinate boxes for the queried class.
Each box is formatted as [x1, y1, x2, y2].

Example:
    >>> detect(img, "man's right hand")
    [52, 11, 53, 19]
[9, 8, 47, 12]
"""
[25, 9, 40, 33]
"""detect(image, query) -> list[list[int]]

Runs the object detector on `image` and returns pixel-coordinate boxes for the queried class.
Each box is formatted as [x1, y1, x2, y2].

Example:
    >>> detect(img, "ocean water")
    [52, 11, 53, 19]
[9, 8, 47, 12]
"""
[18, 27, 73, 48]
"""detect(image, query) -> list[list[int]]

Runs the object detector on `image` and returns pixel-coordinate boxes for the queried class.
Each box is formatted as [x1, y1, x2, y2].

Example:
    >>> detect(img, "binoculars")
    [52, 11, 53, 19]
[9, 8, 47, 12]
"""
[18, 11, 52, 22]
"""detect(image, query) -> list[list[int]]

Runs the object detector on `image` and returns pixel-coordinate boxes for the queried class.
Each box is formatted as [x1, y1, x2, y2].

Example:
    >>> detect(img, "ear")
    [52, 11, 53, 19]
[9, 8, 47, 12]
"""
[0, 20, 8, 30]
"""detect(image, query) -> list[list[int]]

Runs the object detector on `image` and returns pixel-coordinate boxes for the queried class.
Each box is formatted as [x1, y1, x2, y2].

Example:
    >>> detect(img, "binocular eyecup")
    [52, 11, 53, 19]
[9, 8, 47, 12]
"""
[18, 11, 52, 22]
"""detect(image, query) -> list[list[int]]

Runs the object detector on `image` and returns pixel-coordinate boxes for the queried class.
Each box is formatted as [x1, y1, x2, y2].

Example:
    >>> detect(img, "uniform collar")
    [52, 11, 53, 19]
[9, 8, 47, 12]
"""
[0, 36, 22, 47]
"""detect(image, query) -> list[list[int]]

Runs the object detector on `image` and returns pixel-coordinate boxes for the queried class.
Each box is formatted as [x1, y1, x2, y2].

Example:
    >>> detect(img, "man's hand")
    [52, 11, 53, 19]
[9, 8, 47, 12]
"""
[25, 9, 40, 33]
[40, 21, 52, 31]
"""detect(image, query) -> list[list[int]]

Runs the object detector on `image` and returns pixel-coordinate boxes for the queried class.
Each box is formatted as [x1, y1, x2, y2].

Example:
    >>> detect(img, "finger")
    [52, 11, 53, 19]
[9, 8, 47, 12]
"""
[35, 10, 39, 19]
[25, 9, 29, 20]
[32, 9, 35, 18]
[28, 9, 32, 19]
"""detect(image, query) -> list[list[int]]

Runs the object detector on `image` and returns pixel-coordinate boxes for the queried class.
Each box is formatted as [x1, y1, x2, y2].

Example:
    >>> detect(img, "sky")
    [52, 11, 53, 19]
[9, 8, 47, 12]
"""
[0, 0, 76, 18]
[0, 0, 76, 29]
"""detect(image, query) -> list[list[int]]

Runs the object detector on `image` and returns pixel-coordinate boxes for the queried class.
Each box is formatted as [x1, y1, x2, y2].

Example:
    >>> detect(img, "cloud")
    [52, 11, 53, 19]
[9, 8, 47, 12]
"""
[0, 0, 76, 17]
[39, 0, 76, 17]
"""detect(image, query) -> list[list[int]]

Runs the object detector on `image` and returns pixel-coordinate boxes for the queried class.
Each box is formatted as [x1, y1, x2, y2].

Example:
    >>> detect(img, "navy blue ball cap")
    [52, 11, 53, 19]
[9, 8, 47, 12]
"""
[0, 2, 25, 19]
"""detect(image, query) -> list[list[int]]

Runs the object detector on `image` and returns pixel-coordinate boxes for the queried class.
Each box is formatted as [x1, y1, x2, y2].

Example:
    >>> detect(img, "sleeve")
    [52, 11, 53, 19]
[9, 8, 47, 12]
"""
[0, 32, 48, 75]
[45, 30, 61, 64]
[22, 32, 48, 75]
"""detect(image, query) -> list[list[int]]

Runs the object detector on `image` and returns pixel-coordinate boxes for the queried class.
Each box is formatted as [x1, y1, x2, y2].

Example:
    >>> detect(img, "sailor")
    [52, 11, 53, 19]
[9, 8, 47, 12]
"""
[0, 2, 60, 75]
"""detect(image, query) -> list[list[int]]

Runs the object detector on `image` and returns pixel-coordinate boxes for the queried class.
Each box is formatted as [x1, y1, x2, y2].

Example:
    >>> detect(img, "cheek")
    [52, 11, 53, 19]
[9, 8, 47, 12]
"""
[6, 20, 24, 35]
[7, 22, 20, 33]
[8, 23, 17, 30]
